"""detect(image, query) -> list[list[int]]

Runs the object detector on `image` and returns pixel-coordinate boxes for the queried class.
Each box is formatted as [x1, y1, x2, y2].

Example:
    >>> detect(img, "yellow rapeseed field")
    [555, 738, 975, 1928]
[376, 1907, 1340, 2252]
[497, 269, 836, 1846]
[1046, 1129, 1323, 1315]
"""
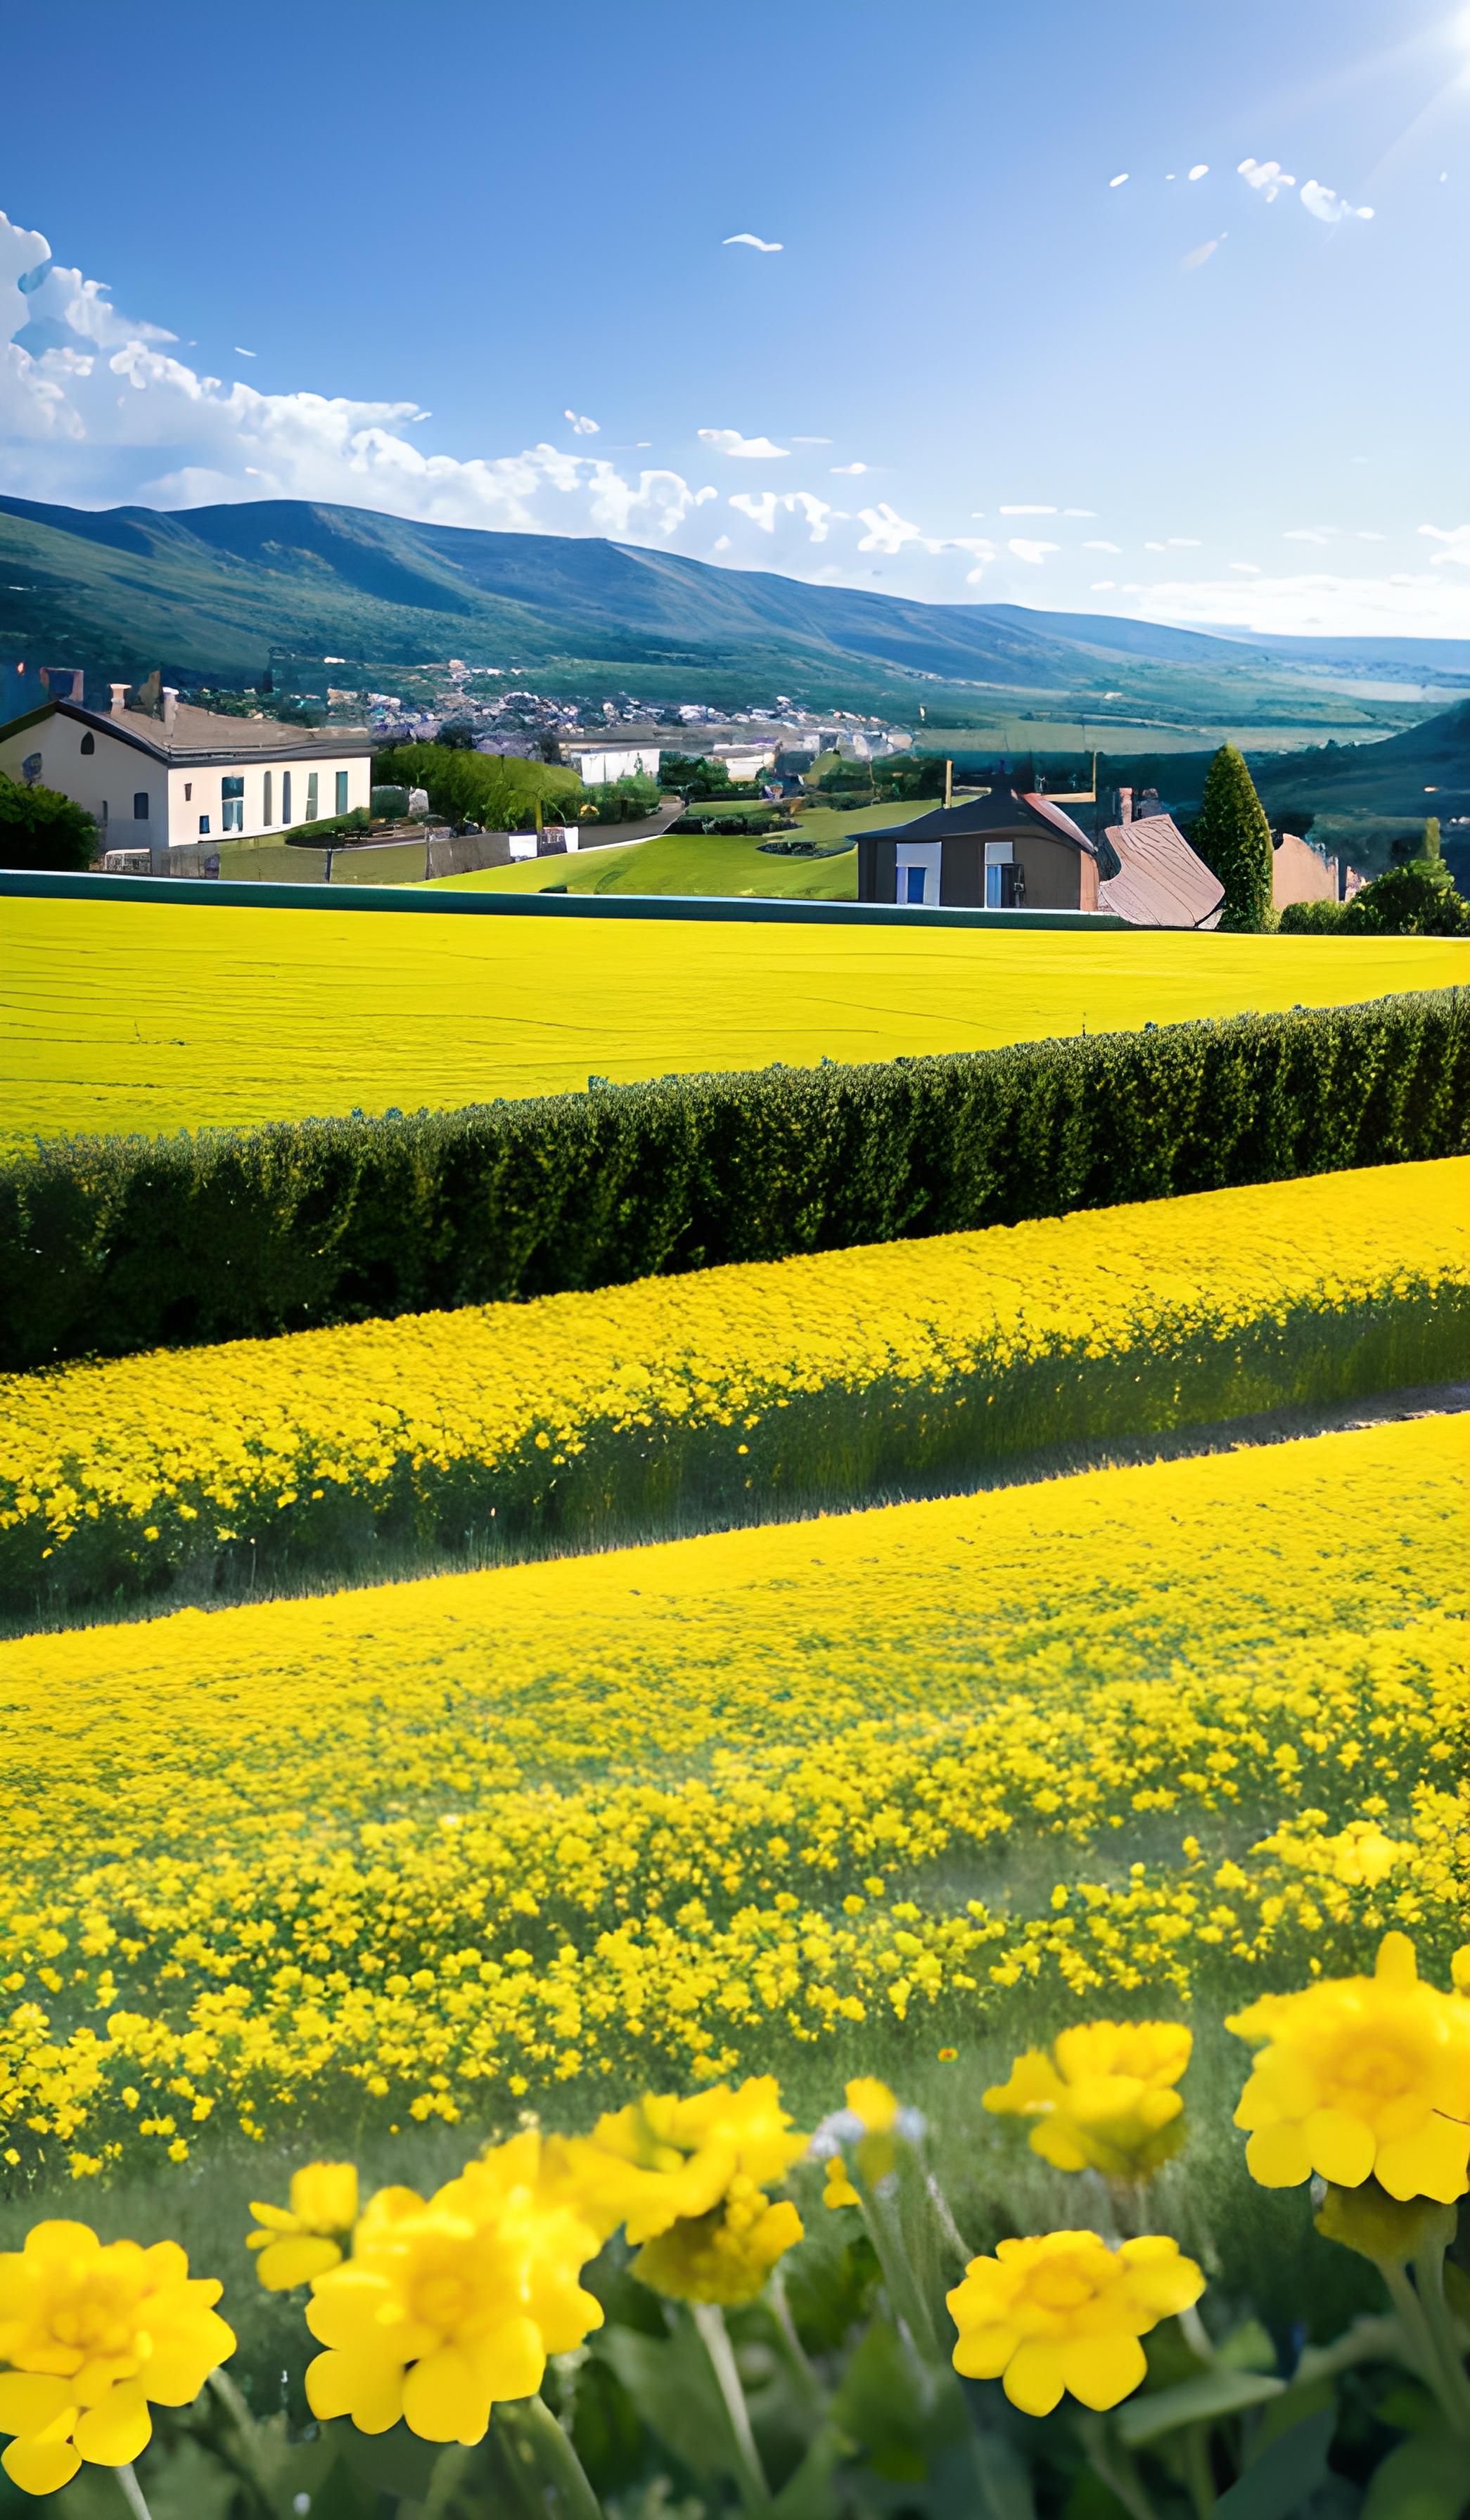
[1, 1415, 1463, 2183]
[5, 890, 1466, 1145]
[6, 1159, 1466, 1609]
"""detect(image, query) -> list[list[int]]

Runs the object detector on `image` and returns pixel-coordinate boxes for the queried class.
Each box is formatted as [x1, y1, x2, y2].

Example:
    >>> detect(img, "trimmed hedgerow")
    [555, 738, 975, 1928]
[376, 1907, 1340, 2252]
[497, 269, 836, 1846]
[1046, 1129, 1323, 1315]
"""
[1, 989, 1466, 1372]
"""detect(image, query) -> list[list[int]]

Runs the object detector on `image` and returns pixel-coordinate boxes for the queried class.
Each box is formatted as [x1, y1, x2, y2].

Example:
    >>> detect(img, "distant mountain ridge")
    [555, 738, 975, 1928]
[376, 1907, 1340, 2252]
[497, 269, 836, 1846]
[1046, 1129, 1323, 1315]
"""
[1, 492, 1463, 731]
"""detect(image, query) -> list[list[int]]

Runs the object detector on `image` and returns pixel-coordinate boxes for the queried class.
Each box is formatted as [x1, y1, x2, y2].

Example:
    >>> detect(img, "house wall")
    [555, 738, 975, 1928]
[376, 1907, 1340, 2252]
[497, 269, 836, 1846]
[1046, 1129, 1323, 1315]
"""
[935, 831, 1087, 910]
[0, 713, 373, 849]
[1272, 830, 1339, 909]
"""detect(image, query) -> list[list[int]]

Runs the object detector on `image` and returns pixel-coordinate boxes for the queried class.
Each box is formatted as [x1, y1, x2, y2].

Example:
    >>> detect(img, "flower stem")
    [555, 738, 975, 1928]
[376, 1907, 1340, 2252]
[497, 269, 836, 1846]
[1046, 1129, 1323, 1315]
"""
[1183, 2422, 1217, 2519]
[511, 2393, 606, 2520]
[115, 2468, 155, 2520]
[1075, 2414, 1162, 2520]
[1411, 2246, 1470, 2441]
[691, 2300, 772, 2516]
[768, 2269, 824, 2418]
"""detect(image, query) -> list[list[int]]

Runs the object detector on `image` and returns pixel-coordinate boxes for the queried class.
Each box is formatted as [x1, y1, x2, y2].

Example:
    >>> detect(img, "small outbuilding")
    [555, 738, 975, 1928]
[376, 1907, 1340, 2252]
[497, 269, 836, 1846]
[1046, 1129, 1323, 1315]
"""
[857, 782, 1113, 911]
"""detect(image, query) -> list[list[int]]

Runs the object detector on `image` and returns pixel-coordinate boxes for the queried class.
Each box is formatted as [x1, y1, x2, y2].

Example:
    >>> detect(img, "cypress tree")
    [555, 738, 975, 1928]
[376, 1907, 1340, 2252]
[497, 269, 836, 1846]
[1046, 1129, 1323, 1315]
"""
[1191, 743, 1274, 930]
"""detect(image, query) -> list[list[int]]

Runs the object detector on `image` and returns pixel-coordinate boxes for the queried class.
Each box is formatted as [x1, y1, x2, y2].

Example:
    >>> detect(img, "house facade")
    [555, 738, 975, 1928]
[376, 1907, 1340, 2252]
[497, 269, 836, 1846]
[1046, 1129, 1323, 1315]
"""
[857, 783, 1111, 911]
[0, 687, 372, 867]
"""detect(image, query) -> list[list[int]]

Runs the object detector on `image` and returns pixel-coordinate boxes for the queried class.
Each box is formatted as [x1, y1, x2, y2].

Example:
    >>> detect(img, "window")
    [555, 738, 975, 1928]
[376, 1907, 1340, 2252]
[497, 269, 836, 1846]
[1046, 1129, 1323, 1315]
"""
[904, 866, 926, 904]
[222, 773, 245, 834]
[184, 781, 192, 802]
[305, 771, 319, 822]
[894, 841, 941, 908]
[984, 841, 1017, 910]
[335, 770, 349, 816]
[262, 771, 273, 826]
[134, 791, 151, 821]
[79, 732, 95, 756]
[281, 771, 292, 825]
[198, 814, 211, 836]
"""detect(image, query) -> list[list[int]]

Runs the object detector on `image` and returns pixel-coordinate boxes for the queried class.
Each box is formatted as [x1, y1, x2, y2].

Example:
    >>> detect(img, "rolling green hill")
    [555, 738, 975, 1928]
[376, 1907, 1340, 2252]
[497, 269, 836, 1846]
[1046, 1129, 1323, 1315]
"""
[0, 492, 1442, 743]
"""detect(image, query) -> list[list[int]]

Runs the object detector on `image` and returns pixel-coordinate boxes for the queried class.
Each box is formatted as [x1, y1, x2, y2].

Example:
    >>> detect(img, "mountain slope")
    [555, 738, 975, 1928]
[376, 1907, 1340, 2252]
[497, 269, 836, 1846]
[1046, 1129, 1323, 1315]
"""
[0, 492, 1450, 733]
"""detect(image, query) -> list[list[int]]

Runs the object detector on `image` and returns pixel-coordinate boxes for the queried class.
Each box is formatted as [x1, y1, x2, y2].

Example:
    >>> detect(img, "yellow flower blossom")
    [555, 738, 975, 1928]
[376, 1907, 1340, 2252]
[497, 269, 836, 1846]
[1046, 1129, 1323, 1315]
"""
[948, 2230, 1205, 2415]
[0, 2220, 234, 2498]
[633, 2188, 804, 2306]
[580, 2079, 807, 2242]
[823, 2158, 860, 2211]
[248, 2162, 359, 2291]
[1229, 1932, 1470, 2203]
[304, 2140, 603, 2446]
[983, 2021, 1192, 2178]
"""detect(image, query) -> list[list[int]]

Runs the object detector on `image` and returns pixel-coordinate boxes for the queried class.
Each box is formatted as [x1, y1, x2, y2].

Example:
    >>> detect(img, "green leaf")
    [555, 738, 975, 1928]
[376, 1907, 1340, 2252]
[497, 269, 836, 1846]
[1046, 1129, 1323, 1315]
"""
[331, 2415, 447, 2501]
[1216, 2318, 1278, 2373]
[1213, 2406, 1335, 2520]
[769, 2425, 848, 2520]
[595, 2321, 734, 2485]
[1362, 2426, 1470, 2520]
[1116, 2367, 1285, 2446]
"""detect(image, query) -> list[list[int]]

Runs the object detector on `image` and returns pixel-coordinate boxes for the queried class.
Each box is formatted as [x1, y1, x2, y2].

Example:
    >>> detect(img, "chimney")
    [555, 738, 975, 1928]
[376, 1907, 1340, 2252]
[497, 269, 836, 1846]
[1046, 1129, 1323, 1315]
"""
[1117, 785, 1133, 825]
[110, 682, 129, 718]
[161, 686, 179, 738]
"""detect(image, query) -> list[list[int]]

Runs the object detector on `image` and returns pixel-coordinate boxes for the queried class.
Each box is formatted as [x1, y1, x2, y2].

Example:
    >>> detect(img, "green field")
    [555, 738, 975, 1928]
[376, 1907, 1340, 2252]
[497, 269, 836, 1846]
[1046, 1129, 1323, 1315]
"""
[432, 799, 919, 899]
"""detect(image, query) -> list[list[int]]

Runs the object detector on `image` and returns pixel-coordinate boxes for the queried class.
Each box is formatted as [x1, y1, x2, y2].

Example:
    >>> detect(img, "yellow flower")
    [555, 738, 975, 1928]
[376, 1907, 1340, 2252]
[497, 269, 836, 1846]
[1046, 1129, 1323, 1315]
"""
[845, 2078, 898, 2134]
[304, 2138, 604, 2446]
[983, 2021, 1192, 2178]
[947, 2230, 1205, 2416]
[822, 2157, 860, 2211]
[580, 2078, 807, 2243]
[634, 2187, 803, 2306]
[0, 2220, 235, 2498]
[248, 2161, 359, 2291]
[1228, 1932, 1470, 2204]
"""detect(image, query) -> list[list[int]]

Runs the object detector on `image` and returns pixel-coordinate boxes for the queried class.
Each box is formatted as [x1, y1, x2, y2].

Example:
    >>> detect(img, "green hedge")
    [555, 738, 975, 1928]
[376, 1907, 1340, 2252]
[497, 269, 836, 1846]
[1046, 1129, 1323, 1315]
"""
[1, 989, 1466, 1372]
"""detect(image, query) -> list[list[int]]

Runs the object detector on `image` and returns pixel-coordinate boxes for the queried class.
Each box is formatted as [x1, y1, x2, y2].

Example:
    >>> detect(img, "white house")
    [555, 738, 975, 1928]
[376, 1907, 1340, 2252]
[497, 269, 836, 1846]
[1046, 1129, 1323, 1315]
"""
[0, 685, 373, 868]
[566, 742, 663, 786]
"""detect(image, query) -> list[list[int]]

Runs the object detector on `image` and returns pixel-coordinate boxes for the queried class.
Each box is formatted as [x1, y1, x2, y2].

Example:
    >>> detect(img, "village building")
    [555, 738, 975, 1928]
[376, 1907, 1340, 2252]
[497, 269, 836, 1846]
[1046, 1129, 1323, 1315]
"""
[857, 779, 1225, 926]
[0, 683, 372, 870]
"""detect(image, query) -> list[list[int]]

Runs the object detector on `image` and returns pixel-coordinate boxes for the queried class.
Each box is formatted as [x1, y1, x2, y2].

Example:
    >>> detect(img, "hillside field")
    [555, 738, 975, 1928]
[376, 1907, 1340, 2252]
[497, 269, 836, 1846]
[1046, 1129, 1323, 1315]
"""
[6, 892, 1466, 1148]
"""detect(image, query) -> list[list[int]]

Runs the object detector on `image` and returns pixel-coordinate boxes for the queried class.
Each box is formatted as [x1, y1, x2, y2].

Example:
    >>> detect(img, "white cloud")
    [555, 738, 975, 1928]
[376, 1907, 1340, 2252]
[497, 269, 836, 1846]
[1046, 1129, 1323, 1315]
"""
[1421, 523, 1470, 565]
[563, 409, 600, 435]
[830, 460, 868, 475]
[1300, 180, 1374, 224]
[1083, 539, 1121, 553]
[729, 489, 833, 541]
[1229, 562, 1262, 574]
[234, 345, 257, 359]
[1357, 530, 1386, 541]
[856, 502, 943, 556]
[1008, 537, 1059, 565]
[1284, 527, 1334, 544]
[698, 427, 789, 458]
[1135, 569, 1470, 637]
[1144, 541, 1168, 551]
[712, 533, 731, 551]
[999, 503, 1056, 514]
[1090, 580, 1117, 591]
[1238, 158, 1295, 202]
[1109, 173, 1129, 187]
[790, 435, 831, 444]
[723, 233, 783, 252]
[1182, 238, 1222, 269]
[1063, 507, 1096, 517]
[1188, 164, 1209, 181]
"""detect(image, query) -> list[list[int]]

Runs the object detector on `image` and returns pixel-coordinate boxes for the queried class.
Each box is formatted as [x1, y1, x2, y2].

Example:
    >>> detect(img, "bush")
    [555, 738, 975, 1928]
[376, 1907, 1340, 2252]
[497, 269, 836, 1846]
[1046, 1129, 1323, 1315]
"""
[373, 740, 580, 832]
[584, 772, 662, 823]
[0, 770, 96, 873]
[1346, 860, 1468, 936]
[1, 990, 1466, 1372]
[1278, 898, 1348, 934]
[370, 784, 411, 819]
[281, 809, 372, 848]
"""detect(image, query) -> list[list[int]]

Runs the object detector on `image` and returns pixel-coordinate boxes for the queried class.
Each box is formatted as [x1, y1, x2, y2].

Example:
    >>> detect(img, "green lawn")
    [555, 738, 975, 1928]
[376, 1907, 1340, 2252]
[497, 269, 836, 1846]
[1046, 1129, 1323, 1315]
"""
[432, 799, 931, 900]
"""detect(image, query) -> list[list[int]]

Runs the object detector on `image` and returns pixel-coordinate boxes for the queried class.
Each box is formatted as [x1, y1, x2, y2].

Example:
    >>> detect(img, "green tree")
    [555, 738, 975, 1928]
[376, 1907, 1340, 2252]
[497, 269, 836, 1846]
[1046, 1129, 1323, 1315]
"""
[0, 771, 96, 873]
[435, 720, 476, 750]
[1346, 859, 1467, 936]
[1190, 743, 1274, 930]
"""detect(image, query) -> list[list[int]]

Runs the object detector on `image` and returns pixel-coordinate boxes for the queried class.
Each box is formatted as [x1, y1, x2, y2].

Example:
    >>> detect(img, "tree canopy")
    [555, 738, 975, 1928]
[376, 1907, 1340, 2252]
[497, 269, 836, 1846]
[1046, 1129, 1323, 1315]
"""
[373, 740, 580, 832]
[1190, 744, 1274, 930]
[0, 771, 96, 873]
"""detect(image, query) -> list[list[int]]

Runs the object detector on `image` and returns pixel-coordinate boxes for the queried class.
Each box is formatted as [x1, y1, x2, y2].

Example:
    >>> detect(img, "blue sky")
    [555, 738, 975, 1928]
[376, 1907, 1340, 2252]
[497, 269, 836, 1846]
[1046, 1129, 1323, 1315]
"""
[3, 0, 1469, 635]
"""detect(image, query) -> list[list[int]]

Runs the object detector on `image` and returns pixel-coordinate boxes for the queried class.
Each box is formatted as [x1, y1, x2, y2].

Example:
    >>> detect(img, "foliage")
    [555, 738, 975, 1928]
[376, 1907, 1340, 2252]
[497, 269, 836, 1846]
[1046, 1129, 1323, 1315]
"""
[874, 753, 950, 801]
[1346, 859, 1469, 937]
[584, 772, 661, 823]
[1190, 743, 1274, 930]
[4, 1156, 1465, 1613]
[2, 988, 1466, 1372]
[281, 809, 372, 849]
[1278, 896, 1348, 934]
[433, 719, 476, 749]
[371, 740, 580, 832]
[671, 808, 791, 835]
[0, 1411, 1459, 2177]
[369, 783, 410, 818]
[0, 771, 95, 874]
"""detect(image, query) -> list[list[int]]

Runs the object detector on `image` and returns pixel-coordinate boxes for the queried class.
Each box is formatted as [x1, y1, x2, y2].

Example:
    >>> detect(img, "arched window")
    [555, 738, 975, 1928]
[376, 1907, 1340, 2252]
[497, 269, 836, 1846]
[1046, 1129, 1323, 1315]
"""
[79, 732, 95, 755]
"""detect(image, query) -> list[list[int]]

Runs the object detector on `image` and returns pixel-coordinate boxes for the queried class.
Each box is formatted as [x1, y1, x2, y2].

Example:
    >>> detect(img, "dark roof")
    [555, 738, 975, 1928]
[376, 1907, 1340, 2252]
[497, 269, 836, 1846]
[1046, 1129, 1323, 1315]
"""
[1, 698, 371, 766]
[863, 785, 1102, 858]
